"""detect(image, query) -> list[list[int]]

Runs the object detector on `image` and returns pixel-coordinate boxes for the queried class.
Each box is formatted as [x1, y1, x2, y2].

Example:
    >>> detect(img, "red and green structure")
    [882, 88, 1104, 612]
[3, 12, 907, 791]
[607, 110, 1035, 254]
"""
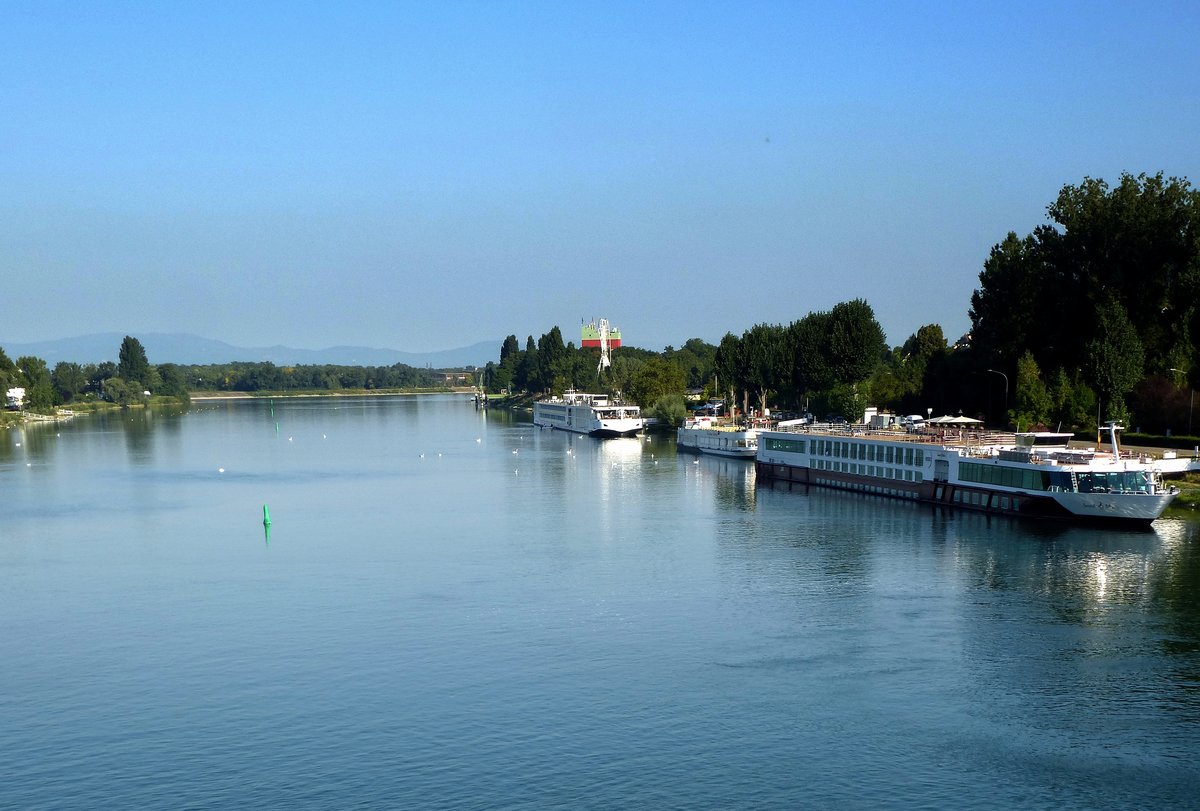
[581, 320, 622, 348]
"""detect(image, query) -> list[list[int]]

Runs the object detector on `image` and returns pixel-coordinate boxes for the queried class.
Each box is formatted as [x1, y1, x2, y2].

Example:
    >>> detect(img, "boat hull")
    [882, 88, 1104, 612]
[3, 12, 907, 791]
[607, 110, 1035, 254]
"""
[676, 426, 758, 458]
[755, 460, 1168, 526]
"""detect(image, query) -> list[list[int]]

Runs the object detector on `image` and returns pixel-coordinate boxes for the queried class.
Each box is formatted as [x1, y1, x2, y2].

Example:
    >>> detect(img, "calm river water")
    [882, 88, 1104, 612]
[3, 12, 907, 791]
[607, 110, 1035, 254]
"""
[2, 394, 1199, 809]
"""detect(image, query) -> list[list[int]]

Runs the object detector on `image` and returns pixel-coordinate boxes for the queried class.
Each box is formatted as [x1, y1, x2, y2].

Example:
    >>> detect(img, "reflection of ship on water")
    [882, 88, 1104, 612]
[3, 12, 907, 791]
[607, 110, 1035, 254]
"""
[597, 436, 645, 470]
[759, 476, 1200, 621]
[687, 452, 758, 511]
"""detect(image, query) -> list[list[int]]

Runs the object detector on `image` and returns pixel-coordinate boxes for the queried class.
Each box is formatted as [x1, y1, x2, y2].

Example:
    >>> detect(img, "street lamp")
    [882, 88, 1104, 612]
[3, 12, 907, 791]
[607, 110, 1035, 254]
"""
[1169, 368, 1194, 436]
[986, 369, 1008, 425]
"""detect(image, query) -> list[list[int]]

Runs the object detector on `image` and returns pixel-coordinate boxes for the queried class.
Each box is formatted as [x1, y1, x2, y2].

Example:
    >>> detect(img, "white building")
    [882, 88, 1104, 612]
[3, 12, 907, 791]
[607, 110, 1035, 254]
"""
[6, 387, 26, 409]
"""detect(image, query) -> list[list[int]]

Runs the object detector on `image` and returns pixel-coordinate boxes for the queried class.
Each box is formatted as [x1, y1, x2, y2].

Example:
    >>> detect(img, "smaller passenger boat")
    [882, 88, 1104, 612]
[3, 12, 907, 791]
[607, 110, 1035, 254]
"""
[676, 416, 760, 459]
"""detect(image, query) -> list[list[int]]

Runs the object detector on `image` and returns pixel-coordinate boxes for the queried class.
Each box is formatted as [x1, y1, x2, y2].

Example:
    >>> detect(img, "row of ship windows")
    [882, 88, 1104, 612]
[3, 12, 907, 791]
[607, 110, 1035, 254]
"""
[958, 461, 1052, 491]
[938, 486, 1018, 511]
[813, 477, 920, 500]
[764, 438, 925, 467]
[813, 459, 924, 482]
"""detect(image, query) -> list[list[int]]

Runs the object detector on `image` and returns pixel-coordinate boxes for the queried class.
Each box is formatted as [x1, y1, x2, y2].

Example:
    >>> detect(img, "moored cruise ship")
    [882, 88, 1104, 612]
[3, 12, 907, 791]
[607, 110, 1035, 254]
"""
[755, 423, 1177, 525]
[676, 416, 759, 459]
[533, 390, 643, 438]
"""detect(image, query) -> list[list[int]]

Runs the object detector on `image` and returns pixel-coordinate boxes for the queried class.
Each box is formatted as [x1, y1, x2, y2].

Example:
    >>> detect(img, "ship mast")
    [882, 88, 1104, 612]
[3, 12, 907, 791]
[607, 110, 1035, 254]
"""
[597, 318, 612, 374]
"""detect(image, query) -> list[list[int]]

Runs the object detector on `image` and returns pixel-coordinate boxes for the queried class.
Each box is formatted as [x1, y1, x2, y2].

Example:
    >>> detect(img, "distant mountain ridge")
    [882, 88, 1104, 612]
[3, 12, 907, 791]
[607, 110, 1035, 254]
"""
[0, 333, 499, 368]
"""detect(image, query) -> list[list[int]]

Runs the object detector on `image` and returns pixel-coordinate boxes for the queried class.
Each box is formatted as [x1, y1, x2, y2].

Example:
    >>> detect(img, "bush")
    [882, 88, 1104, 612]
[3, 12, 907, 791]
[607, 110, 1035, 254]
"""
[651, 394, 688, 428]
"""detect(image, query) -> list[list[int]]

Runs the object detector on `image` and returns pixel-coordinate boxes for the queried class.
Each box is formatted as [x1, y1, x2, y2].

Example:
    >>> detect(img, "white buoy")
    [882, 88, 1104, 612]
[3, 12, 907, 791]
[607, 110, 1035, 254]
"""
[218, 467, 225, 473]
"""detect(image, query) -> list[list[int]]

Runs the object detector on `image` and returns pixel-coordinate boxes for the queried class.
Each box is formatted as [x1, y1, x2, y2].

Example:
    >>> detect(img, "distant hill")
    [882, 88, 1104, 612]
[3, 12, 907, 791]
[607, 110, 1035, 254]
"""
[0, 333, 500, 368]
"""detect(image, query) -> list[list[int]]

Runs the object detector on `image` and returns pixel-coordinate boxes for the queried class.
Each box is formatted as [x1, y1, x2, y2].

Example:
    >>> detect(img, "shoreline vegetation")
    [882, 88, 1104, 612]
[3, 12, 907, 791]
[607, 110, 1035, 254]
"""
[3, 174, 1199, 465]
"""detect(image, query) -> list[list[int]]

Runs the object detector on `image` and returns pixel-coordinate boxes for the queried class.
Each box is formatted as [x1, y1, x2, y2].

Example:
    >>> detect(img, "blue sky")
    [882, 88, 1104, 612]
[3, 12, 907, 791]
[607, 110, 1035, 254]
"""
[3, 1, 1198, 354]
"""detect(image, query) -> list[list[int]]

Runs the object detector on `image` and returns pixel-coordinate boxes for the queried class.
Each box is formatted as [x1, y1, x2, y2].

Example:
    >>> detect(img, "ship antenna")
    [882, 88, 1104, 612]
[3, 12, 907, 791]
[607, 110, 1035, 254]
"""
[597, 318, 612, 375]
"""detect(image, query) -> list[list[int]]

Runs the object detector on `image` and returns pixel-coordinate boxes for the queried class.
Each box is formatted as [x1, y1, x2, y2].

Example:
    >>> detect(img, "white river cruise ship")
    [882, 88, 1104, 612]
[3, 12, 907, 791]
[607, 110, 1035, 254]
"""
[755, 423, 1177, 525]
[533, 390, 643, 438]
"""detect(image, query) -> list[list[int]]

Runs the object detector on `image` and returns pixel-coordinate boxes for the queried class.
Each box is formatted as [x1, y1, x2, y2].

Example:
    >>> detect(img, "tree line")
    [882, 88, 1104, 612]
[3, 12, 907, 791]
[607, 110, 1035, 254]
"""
[1, 335, 447, 410]
[0, 336, 190, 409]
[488, 172, 1200, 436]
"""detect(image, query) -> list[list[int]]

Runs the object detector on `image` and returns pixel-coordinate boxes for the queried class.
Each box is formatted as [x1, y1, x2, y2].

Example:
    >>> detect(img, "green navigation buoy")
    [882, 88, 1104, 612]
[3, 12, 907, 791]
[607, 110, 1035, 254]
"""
[263, 504, 272, 526]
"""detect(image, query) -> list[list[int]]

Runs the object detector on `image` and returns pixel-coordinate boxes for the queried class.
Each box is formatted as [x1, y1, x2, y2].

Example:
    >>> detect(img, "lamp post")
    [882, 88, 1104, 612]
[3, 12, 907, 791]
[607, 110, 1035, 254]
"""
[986, 369, 1008, 426]
[1169, 368, 1194, 436]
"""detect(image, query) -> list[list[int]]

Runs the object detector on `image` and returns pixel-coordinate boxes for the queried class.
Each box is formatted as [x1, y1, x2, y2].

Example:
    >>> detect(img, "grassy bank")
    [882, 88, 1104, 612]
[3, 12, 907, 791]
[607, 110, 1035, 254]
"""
[1170, 476, 1200, 511]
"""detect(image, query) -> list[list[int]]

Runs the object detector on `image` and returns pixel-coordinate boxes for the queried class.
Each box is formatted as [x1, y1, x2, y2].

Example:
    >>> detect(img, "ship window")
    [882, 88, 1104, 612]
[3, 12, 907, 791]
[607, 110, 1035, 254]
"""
[915, 449, 924, 466]
[915, 472, 923, 483]
[905, 448, 914, 466]
[765, 438, 806, 454]
[999, 496, 1010, 509]
[886, 447, 895, 464]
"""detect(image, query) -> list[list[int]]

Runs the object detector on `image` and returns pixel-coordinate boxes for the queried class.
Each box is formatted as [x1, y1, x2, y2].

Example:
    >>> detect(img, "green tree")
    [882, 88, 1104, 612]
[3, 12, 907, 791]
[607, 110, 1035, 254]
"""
[117, 336, 151, 386]
[102, 376, 143, 407]
[0, 346, 14, 396]
[786, 312, 833, 405]
[499, 335, 520, 363]
[537, 326, 568, 393]
[969, 173, 1200, 386]
[16, 355, 55, 409]
[826, 299, 887, 384]
[741, 323, 787, 415]
[1087, 297, 1145, 422]
[51, 362, 88, 403]
[155, 363, 191, 402]
[514, 336, 538, 393]
[626, 356, 686, 407]
[1013, 351, 1052, 430]
[714, 332, 744, 415]
[650, 393, 689, 428]
[1048, 369, 1096, 431]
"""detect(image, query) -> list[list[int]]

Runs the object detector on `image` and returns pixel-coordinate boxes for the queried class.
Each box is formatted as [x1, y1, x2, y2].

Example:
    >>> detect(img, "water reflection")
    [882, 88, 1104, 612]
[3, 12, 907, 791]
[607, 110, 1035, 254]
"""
[753, 481, 1200, 630]
[691, 455, 756, 511]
